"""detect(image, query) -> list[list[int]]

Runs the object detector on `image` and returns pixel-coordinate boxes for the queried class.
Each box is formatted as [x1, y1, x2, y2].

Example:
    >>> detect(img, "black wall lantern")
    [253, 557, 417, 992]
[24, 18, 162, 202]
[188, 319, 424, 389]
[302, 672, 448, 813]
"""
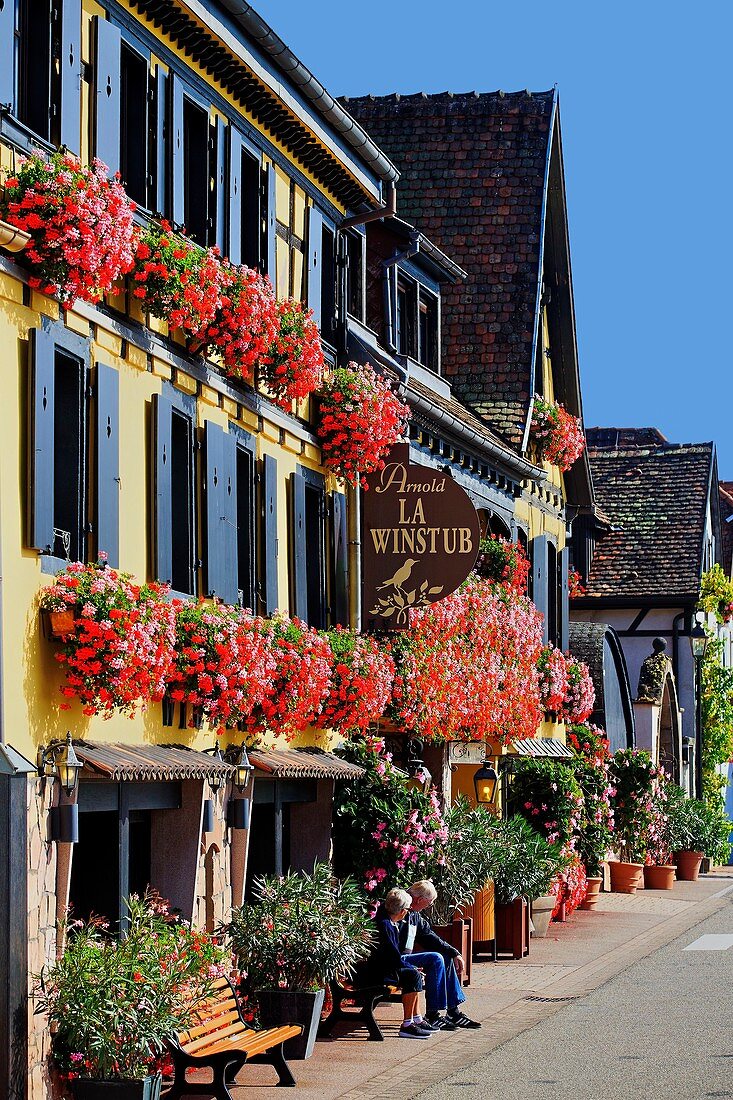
[37, 732, 83, 796]
[473, 757, 499, 806]
[228, 744, 255, 793]
[406, 739, 432, 795]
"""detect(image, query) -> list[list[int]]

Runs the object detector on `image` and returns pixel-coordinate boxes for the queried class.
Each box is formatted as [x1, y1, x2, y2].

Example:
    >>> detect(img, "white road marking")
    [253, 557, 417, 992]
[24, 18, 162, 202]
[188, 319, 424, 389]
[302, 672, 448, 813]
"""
[683, 934, 733, 951]
[709, 883, 733, 899]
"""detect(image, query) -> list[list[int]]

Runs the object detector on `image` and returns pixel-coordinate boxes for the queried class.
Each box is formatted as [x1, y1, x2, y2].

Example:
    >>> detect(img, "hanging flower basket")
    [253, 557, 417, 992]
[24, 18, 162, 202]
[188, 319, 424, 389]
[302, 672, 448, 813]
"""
[167, 601, 276, 731]
[536, 645, 570, 715]
[204, 262, 279, 381]
[314, 629, 395, 734]
[474, 536, 530, 593]
[259, 299, 324, 409]
[241, 614, 332, 739]
[39, 559, 176, 717]
[316, 362, 410, 486]
[559, 657, 595, 723]
[530, 395, 586, 472]
[1, 152, 137, 305]
[132, 221, 223, 339]
[568, 568, 586, 599]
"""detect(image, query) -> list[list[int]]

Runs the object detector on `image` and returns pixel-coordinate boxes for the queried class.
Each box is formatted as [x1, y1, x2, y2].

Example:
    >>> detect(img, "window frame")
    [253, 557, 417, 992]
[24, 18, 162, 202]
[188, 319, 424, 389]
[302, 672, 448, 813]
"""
[345, 228, 366, 323]
[118, 34, 153, 210]
[230, 424, 257, 613]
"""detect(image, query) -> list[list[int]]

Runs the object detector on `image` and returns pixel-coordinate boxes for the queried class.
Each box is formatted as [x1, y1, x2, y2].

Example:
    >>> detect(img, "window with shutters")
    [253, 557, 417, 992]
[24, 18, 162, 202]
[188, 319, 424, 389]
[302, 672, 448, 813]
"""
[547, 541, 558, 646]
[418, 290, 440, 373]
[395, 275, 417, 359]
[274, 167, 306, 301]
[235, 440, 256, 611]
[152, 385, 196, 596]
[345, 230, 365, 322]
[16, 0, 56, 142]
[120, 43, 150, 207]
[291, 467, 326, 629]
[182, 97, 210, 245]
[170, 409, 195, 594]
[320, 223, 337, 346]
[28, 324, 120, 570]
[240, 150, 262, 269]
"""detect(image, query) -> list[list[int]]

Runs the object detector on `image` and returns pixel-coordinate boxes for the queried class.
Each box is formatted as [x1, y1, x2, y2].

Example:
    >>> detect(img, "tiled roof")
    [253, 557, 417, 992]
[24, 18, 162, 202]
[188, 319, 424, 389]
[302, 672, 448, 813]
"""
[75, 742, 235, 781]
[341, 90, 556, 448]
[586, 427, 669, 450]
[249, 747, 364, 780]
[719, 482, 733, 578]
[584, 437, 715, 602]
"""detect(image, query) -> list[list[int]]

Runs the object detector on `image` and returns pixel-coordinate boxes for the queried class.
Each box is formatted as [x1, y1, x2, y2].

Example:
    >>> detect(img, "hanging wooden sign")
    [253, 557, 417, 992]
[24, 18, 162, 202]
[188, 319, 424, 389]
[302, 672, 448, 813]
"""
[362, 443, 480, 631]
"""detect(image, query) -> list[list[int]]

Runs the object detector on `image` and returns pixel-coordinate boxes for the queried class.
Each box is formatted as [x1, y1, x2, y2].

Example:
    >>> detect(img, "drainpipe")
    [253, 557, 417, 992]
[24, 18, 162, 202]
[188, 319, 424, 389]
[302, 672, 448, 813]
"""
[382, 231, 421, 353]
[347, 477, 361, 631]
[672, 611, 685, 690]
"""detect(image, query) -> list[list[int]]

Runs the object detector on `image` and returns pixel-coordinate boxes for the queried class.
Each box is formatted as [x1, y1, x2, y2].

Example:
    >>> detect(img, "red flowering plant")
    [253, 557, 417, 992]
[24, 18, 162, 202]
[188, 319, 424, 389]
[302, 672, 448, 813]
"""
[1, 152, 136, 305]
[509, 758, 584, 850]
[537, 645, 570, 714]
[559, 657, 596, 723]
[315, 628, 395, 734]
[259, 299, 324, 409]
[39, 558, 176, 718]
[204, 262, 279, 381]
[316, 362, 410, 486]
[608, 749, 658, 863]
[333, 735, 448, 895]
[474, 536, 530, 594]
[567, 722, 610, 766]
[569, 724, 615, 877]
[530, 395, 586, 472]
[167, 601, 276, 731]
[242, 614, 332, 739]
[550, 852, 588, 918]
[132, 221, 223, 340]
[568, 568, 586, 599]
[389, 573, 544, 745]
[36, 890, 230, 1082]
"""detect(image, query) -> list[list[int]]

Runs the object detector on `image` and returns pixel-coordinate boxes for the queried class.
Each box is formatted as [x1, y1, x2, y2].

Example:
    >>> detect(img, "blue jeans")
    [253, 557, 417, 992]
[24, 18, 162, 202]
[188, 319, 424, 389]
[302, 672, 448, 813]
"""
[401, 951, 466, 1015]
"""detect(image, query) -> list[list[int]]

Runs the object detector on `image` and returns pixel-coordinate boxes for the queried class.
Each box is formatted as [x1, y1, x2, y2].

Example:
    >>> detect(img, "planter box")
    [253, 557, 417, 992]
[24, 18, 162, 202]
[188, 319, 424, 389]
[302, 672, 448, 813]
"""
[495, 897, 530, 960]
[530, 894, 555, 938]
[463, 884, 496, 961]
[42, 608, 77, 638]
[71, 1075, 162, 1100]
[432, 917, 473, 986]
[257, 988, 324, 1060]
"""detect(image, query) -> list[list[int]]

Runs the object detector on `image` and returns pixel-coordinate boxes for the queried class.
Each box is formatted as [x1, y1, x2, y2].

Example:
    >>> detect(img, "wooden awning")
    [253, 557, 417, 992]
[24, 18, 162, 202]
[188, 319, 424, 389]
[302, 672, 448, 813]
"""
[249, 747, 364, 780]
[512, 739, 574, 760]
[74, 742, 235, 782]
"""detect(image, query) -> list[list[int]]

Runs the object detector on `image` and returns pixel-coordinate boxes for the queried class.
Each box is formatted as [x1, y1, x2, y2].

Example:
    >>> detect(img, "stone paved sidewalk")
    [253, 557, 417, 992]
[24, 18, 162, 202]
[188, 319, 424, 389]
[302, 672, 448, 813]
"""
[217, 872, 733, 1100]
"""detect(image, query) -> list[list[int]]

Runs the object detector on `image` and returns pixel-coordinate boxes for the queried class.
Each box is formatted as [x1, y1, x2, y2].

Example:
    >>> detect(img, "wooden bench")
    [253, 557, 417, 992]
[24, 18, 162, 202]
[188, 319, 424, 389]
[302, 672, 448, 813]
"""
[318, 978, 400, 1042]
[165, 977, 303, 1096]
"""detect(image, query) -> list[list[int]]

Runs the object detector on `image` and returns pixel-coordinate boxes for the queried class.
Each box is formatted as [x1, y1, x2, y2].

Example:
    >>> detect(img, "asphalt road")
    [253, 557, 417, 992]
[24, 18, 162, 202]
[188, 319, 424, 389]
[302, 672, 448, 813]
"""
[419, 896, 733, 1100]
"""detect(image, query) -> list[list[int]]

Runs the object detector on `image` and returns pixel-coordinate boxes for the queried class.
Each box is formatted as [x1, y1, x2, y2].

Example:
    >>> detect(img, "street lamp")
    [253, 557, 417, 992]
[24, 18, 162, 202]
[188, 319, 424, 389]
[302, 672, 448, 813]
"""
[690, 623, 709, 799]
[473, 757, 499, 806]
[406, 739, 432, 795]
[225, 744, 255, 831]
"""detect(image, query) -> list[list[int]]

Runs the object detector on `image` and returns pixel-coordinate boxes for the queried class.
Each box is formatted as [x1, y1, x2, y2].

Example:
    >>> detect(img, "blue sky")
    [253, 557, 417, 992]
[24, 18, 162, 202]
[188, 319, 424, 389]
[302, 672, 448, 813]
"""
[255, 1, 732, 474]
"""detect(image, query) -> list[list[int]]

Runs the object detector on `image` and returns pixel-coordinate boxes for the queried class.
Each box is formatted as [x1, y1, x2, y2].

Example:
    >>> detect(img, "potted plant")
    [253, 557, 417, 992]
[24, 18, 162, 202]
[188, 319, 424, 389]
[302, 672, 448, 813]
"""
[530, 394, 586, 472]
[227, 863, 373, 1059]
[568, 728, 615, 908]
[666, 789, 733, 880]
[487, 816, 565, 956]
[642, 773, 677, 890]
[36, 892, 229, 1098]
[608, 749, 657, 893]
[259, 298, 324, 409]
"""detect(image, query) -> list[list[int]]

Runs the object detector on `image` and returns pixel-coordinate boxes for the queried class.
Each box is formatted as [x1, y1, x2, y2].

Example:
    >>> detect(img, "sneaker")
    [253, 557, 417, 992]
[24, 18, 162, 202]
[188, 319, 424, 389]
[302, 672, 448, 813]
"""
[448, 1010, 482, 1029]
[399, 1022, 431, 1039]
[414, 1017, 439, 1031]
[426, 1013, 457, 1031]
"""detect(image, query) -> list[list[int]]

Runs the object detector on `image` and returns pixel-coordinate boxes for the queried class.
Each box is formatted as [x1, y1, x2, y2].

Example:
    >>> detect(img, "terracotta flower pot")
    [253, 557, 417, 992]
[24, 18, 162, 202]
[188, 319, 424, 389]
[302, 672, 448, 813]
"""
[45, 608, 76, 638]
[580, 875, 603, 910]
[674, 850, 704, 882]
[609, 860, 643, 894]
[530, 894, 555, 938]
[643, 864, 676, 890]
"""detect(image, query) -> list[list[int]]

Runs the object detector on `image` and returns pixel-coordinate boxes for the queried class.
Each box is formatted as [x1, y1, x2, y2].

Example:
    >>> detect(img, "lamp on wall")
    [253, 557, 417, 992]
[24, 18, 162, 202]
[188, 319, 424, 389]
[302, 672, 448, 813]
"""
[473, 757, 499, 806]
[37, 732, 83, 796]
[224, 744, 255, 831]
[406, 739, 432, 795]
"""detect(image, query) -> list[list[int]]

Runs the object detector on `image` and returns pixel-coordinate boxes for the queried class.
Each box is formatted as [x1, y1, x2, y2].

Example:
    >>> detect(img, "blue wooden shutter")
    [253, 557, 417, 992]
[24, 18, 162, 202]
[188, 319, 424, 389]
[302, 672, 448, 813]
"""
[214, 118, 226, 254]
[93, 17, 121, 175]
[291, 468, 308, 621]
[265, 162, 277, 283]
[0, 0, 14, 109]
[532, 533, 549, 645]
[154, 65, 167, 216]
[152, 392, 173, 583]
[307, 206, 323, 328]
[204, 422, 237, 604]
[60, 0, 82, 152]
[96, 362, 120, 568]
[28, 329, 55, 553]
[227, 127, 243, 265]
[262, 454, 278, 615]
[330, 491, 348, 627]
[559, 545, 570, 652]
[170, 73, 184, 226]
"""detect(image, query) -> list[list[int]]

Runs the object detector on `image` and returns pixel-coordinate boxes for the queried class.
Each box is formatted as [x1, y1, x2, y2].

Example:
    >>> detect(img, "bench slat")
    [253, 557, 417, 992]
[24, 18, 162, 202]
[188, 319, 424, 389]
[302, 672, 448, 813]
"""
[182, 1020, 252, 1054]
[196, 1025, 302, 1060]
[181, 1008, 241, 1042]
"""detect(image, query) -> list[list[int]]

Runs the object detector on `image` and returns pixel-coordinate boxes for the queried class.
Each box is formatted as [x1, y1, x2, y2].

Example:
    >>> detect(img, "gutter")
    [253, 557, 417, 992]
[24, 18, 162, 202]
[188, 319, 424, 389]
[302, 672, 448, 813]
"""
[406, 384, 545, 483]
[220, 2, 400, 186]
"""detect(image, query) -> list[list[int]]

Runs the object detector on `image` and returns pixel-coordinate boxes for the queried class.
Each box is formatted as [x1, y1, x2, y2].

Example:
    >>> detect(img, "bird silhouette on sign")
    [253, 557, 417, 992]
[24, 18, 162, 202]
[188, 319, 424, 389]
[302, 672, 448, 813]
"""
[378, 558, 418, 591]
